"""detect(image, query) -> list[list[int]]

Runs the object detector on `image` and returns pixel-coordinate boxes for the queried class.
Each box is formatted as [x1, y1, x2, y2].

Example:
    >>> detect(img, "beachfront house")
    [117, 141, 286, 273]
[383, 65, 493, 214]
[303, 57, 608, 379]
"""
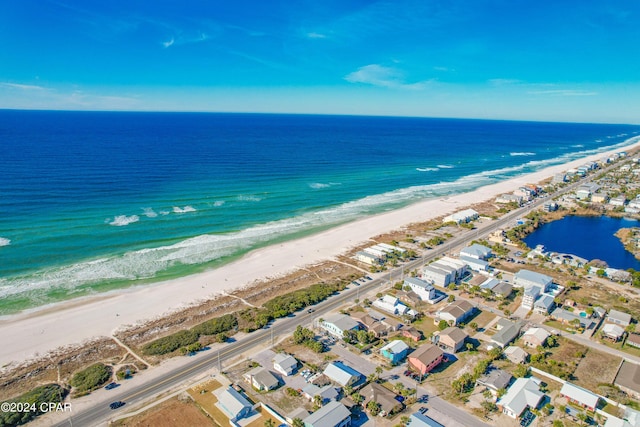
[215, 386, 254, 422]
[560, 382, 600, 412]
[408, 344, 444, 375]
[273, 354, 298, 376]
[435, 300, 474, 326]
[355, 251, 383, 266]
[495, 194, 524, 205]
[442, 208, 478, 224]
[380, 340, 410, 365]
[497, 377, 545, 419]
[303, 401, 351, 427]
[323, 362, 363, 387]
[321, 314, 361, 339]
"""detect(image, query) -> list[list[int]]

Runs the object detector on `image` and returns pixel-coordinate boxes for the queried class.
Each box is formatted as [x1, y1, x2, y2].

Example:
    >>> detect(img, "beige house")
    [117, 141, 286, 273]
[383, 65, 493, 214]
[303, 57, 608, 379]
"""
[436, 327, 468, 353]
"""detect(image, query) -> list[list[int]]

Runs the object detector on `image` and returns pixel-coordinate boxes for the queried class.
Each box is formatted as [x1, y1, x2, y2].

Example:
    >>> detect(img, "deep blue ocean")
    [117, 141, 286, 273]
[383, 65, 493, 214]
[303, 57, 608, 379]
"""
[1, 110, 639, 314]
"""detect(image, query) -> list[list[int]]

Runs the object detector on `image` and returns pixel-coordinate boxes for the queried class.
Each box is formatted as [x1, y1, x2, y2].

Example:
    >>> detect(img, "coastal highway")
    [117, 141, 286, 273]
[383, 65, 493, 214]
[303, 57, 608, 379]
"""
[53, 159, 621, 426]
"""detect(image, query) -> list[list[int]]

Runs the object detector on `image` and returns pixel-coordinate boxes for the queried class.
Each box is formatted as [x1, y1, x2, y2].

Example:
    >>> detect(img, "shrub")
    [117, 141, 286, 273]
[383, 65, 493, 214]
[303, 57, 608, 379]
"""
[192, 314, 238, 336]
[143, 329, 200, 355]
[70, 363, 111, 394]
[0, 384, 68, 427]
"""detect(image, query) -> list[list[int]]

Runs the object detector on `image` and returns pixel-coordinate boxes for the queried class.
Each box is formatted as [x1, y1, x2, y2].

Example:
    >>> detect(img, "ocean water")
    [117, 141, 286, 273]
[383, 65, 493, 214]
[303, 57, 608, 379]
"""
[524, 216, 640, 270]
[1, 110, 639, 314]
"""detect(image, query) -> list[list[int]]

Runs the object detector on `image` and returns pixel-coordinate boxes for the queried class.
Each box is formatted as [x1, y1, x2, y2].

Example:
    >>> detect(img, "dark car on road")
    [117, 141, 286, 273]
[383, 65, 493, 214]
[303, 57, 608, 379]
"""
[109, 401, 126, 410]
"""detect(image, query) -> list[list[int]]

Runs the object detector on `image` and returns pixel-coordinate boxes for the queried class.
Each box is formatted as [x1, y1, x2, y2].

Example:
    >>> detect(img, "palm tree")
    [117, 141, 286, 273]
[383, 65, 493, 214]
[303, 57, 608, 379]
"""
[264, 419, 276, 427]
[292, 418, 304, 427]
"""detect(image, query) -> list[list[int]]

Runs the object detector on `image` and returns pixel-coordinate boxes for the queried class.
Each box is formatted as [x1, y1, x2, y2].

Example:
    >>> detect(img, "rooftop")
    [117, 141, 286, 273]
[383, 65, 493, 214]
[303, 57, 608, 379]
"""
[303, 401, 351, 427]
[560, 382, 599, 409]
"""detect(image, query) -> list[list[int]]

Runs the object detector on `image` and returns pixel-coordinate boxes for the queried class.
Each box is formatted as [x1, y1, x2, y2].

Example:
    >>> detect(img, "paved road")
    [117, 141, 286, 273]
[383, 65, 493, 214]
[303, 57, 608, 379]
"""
[53, 159, 625, 426]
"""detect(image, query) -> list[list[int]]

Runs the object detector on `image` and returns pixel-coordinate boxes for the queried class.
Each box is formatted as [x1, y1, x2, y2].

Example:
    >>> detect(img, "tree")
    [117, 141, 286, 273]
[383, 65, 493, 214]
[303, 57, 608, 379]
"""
[292, 418, 304, 427]
[351, 393, 364, 405]
[469, 322, 478, 331]
[367, 401, 381, 416]
[313, 395, 323, 407]
[481, 400, 497, 415]
[438, 320, 449, 330]
[513, 364, 529, 378]
[576, 411, 588, 426]
[552, 421, 564, 427]
[448, 295, 455, 303]
[264, 419, 276, 427]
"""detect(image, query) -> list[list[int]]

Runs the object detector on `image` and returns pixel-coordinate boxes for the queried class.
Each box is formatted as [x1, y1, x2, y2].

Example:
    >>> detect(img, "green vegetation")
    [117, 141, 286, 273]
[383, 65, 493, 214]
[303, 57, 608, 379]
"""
[0, 384, 68, 427]
[70, 363, 111, 394]
[293, 325, 324, 353]
[143, 280, 346, 355]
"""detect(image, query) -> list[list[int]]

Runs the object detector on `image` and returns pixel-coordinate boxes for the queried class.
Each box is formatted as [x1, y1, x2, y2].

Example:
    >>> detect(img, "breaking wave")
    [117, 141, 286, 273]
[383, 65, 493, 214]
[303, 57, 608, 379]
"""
[510, 152, 536, 156]
[142, 207, 158, 218]
[109, 215, 140, 226]
[309, 182, 340, 189]
[173, 206, 197, 213]
[237, 195, 263, 202]
[416, 167, 439, 172]
[437, 164, 454, 169]
[213, 200, 225, 207]
[0, 238, 10, 247]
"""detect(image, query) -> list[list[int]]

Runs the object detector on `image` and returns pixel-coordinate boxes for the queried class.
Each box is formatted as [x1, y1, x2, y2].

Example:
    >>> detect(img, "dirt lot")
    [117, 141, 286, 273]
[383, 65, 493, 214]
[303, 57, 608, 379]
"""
[187, 379, 229, 426]
[114, 397, 213, 427]
[572, 349, 622, 392]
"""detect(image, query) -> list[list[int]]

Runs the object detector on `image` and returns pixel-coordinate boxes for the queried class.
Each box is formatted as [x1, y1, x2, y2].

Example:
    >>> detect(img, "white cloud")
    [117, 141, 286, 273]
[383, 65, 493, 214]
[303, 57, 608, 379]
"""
[306, 32, 327, 39]
[528, 89, 597, 96]
[344, 64, 432, 90]
[488, 78, 523, 86]
[1, 83, 46, 90]
[162, 38, 175, 48]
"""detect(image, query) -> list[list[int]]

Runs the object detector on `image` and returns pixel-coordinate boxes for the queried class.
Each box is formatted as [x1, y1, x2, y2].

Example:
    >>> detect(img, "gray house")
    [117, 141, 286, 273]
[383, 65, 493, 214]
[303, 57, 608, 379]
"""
[303, 401, 351, 427]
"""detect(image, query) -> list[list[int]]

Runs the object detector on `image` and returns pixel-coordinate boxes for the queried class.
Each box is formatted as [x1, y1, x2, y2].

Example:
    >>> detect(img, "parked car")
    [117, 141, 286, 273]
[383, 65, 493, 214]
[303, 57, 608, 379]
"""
[105, 382, 119, 390]
[109, 401, 125, 410]
[307, 308, 315, 313]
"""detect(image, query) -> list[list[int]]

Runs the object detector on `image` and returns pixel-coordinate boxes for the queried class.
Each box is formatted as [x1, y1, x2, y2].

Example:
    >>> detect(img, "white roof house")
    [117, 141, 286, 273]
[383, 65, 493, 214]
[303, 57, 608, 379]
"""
[407, 412, 444, 427]
[460, 244, 492, 260]
[504, 346, 528, 364]
[355, 251, 383, 266]
[372, 295, 416, 317]
[303, 401, 351, 427]
[603, 324, 625, 341]
[608, 309, 632, 327]
[459, 255, 489, 272]
[273, 354, 298, 376]
[443, 208, 479, 224]
[215, 386, 253, 421]
[560, 382, 600, 411]
[498, 377, 545, 418]
[302, 384, 339, 403]
[404, 277, 436, 301]
[533, 294, 555, 314]
[514, 270, 552, 290]
[380, 340, 410, 356]
[323, 362, 362, 387]
[522, 327, 550, 348]
[421, 264, 453, 287]
[244, 367, 280, 391]
[321, 314, 360, 338]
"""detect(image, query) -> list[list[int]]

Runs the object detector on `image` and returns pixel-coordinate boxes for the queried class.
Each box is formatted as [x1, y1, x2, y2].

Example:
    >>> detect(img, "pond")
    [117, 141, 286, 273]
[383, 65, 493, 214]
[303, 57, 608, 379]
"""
[523, 215, 640, 270]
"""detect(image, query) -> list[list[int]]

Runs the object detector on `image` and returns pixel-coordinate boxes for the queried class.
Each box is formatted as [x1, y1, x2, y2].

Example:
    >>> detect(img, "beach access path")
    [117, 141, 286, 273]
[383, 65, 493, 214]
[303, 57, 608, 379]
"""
[2, 139, 640, 369]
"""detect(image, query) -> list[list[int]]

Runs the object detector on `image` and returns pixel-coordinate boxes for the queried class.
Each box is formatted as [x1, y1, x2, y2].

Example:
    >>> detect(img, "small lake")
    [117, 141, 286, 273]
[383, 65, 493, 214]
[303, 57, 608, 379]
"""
[523, 215, 640, 270]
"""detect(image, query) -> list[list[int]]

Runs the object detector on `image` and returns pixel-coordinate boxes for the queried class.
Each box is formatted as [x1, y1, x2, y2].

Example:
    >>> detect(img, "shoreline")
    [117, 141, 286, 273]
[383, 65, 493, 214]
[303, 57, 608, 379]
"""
[2, 140, 640, 367]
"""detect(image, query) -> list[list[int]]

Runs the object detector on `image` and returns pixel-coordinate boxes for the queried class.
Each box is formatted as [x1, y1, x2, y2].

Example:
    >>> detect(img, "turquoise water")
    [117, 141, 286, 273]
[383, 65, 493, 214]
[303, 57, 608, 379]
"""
[1, 111, 639, 314]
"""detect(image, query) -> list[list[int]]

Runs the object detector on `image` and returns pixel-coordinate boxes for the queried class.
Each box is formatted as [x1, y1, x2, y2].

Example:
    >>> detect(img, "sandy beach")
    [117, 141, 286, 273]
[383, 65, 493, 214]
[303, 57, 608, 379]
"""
[1, 141, 639, 368]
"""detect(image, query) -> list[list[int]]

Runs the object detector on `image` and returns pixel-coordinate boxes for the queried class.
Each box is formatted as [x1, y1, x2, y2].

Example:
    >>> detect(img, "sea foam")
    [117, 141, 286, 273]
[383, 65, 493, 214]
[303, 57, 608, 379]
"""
[437, 164, 454, 169]
[142, 207, 158, 218]
[0, 237, 10, 247]
[109, 215, 140, 226]
[416, 167, 439, 172]
[510, 152, 536, 156]
[173, 206, 197, 213]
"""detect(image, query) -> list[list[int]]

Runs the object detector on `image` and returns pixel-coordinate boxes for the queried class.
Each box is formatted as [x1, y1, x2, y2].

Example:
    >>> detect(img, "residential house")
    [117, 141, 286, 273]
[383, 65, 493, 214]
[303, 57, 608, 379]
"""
[513, 270, 552, 290]
[504, 346, 528, 364]
[615, 361, 640, 400]
[495, 194, 524, 205]
[476, 368, 513, 396]
[626, 333, 640, 349]
[435, 327, 468, 353]
[609, 196, 627, 207]
[497, 377, 545, 419]
[521, 285, 541, 310]
[287, 408, 311, 425]
[407, 412, 444, 427]
[442, 208, 478, 224]
[437, 256, 468, 279]
[380, 340, 410, 365]
[543, 202, 558, 212]
[533, 294, 555, 314]
[551, 308, 596, 330]
[602, 324, 625, 341]
[350, 312, 390, 338]
[215, 386, 254, 422]
[244, 367, 279, 391]
[401, 326, 424, 342]
[404, 277, 437, 302]
[522, 328, 550, 348]
[355, 251, 383, 266]
[492, 282, 513, 299]
[321, 314, 361, 338]
[491, 319, 522, 348]
[302, 384, 339, 404]
[460, 244, 493, 260]
[323, 362, 363, 387]
[303, 401, 351, 427]
[372, 295, 416, 317]
[459, 255, 489, 272]
[607, 309, 632, 327]
[552, 173, 567, 184]
[408, 344, 445, 375]
[361, 382, 404, 416]
[396, 290, 423, 306]
[592, 193, 609, 203]
[560, 382, 600, 412]
[435, 300, 474, 326]
[273, 354, 298, 377]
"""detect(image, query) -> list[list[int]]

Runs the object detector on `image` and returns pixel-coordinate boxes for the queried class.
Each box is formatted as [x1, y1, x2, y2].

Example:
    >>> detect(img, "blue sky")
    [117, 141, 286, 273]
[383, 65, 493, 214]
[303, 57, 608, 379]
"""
[1, 0, 639, 123]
